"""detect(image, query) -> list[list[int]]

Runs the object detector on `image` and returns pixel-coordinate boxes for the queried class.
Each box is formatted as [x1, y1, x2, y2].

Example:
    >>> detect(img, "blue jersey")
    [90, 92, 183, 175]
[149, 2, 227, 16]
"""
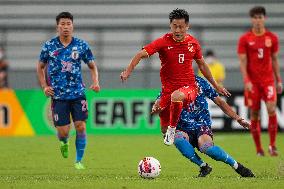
[177, 76, 219, 131]
[39, 36, 95, 100]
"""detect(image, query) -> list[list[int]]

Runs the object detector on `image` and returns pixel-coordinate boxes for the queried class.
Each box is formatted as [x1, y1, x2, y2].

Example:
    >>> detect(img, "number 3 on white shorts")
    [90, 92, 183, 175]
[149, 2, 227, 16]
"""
[178, 54, 185, 64]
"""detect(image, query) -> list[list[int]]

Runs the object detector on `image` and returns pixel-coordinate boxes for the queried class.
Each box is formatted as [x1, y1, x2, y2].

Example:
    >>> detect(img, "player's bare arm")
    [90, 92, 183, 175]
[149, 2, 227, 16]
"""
[238, 53, 252, 91]
[213, 96, 250, 129]
[36, 61, 54, 96]
[195, 58, 231, 97]
[271, 52, 283, 94]
[88, 60, 100, 92]
[120, 49, 148, 82]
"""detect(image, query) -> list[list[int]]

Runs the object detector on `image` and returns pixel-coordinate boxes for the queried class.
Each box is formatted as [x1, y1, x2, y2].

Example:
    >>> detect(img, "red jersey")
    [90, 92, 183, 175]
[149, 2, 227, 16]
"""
[143, 33, 203, 92]
[237, 30, 279, 83]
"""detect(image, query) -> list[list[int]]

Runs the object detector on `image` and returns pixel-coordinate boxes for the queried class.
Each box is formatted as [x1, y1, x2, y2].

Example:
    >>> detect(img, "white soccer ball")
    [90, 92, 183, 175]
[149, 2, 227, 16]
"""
[138, 157, 161, 179]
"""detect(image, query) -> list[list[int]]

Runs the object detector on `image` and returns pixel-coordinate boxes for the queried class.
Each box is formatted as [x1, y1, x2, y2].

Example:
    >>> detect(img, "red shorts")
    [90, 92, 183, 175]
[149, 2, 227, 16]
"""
[159, 85, 198, 128]
[244, 82, 277, 110]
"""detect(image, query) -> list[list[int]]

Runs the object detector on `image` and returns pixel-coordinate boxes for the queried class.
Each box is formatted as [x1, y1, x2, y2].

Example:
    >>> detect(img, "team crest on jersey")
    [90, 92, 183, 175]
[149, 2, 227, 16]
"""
[71, 47, 79, 60]
[188, 43, 194, 52]
[265, 37, 272, 47]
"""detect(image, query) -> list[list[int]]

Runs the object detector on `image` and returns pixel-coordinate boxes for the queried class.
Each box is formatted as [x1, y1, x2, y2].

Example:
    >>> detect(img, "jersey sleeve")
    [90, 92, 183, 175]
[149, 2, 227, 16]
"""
[237, 35, 247, 54]
[39, 42, 49, 64]
[82, 42, 95, 64]
[143, 37, 164, 57]
[193, 42, 203, 60]
[271, 34, 279, 54]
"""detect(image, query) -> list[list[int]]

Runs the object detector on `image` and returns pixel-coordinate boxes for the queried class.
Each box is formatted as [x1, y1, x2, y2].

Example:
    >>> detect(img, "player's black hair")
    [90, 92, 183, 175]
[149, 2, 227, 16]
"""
[169, 8, 189, 23]
[56, 12, 73, 24]
[249, 6, 266, 17]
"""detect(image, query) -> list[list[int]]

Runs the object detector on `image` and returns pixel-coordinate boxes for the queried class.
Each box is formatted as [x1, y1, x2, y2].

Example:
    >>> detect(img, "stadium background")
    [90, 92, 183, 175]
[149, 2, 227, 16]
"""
[1, 1, 284, 189]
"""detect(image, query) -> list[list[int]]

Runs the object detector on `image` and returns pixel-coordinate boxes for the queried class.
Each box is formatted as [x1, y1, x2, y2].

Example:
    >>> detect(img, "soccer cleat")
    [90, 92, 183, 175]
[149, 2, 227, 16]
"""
[164, 126, 176, 145]
[60, 141, 69, 158]
[75, 162, 85, 170]
[235, 162, 255, 177]
[256, 149, 265, 157]
[198, 163, 212, 177]
[268, 146, 278, 156]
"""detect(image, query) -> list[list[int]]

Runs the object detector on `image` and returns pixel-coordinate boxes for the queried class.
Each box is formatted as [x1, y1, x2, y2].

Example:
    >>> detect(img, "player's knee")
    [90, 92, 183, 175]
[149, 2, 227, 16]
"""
[199, 142, 214, 153]
[171, 90, 185, 102]
[59, 132, 69, 138]
[74, 121, 86, 132]
[174, 131, 189, 143]
[250, 110, 260, 120]
[174, 131, 185, 144]
[57, 126, 69, 138]
[267, 107, 276, 116]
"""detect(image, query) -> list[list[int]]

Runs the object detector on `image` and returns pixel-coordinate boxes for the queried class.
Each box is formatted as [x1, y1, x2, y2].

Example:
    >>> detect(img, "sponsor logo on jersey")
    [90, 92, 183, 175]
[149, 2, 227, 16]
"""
[167, 46, 173, 50]
[188, 46, 194, 52]
[188, 43, 194, 52]
[265, 37, 272, 47]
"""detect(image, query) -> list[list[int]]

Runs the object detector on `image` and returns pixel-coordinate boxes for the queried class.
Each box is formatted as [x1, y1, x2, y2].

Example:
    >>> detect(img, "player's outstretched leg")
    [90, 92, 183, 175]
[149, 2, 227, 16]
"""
[174, 131, 212, 177]
[199, 142, 254, 177]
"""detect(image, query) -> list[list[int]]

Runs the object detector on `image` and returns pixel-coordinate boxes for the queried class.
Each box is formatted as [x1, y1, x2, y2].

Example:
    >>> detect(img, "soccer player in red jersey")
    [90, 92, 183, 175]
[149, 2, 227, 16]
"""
[120, 8, 230, 145]
[238, 6, 282, 156]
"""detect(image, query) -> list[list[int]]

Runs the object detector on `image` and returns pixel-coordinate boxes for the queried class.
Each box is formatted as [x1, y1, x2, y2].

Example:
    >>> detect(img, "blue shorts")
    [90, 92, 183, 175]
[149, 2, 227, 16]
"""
[176, 125, 213, 149]
[51, 96, 88, 126]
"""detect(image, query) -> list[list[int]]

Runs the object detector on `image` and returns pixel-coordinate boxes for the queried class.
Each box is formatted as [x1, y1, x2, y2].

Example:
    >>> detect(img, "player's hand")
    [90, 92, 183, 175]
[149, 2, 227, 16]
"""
[43, 86, 54, 96]
[151, 99, 162, 114]
[216, 85, 231, 97]
[237, 118, 250, 129]
[244, 82, 253, 92]
[120, 70, 130, 82]
[90, 83, 100, 92]
[276, 82, 283, 94]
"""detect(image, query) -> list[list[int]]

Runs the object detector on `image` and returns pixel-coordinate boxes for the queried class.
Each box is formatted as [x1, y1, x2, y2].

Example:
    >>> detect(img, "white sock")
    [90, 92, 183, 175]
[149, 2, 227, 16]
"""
[200, 162, 207, 167]
[233, 161, 238, 170]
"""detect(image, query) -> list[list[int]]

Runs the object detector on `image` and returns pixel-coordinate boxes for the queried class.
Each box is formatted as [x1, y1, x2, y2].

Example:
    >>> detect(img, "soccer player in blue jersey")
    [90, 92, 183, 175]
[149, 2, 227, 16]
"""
[152, 76, 255, 177]
[36, 12, 100, 169]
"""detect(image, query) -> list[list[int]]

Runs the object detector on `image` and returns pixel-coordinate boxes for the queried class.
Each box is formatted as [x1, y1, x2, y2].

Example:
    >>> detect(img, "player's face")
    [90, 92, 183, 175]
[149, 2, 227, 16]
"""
[57, 18, 73, 38]
[170, 19, 189, 42]
[251, 14, 266, 30]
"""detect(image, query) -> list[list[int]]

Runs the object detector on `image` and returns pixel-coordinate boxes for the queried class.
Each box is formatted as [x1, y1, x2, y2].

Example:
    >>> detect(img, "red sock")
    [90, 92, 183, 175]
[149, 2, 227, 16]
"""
[250, 120, 262, 152]
[169, 101, 183, 128]
[268, 114, 278, 147]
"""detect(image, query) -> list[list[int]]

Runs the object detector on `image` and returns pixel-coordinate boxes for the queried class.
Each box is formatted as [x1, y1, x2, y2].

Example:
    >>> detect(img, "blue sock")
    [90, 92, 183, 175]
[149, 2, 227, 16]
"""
[205, 145, 237, 168]
[57, 133, 68, 144]
[174, 136, 205, 167]
[75, 131, 86, 162]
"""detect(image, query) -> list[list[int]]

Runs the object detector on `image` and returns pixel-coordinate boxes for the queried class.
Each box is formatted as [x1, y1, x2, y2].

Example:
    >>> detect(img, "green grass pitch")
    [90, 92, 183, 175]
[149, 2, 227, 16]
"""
[0, 133, 284, 189]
